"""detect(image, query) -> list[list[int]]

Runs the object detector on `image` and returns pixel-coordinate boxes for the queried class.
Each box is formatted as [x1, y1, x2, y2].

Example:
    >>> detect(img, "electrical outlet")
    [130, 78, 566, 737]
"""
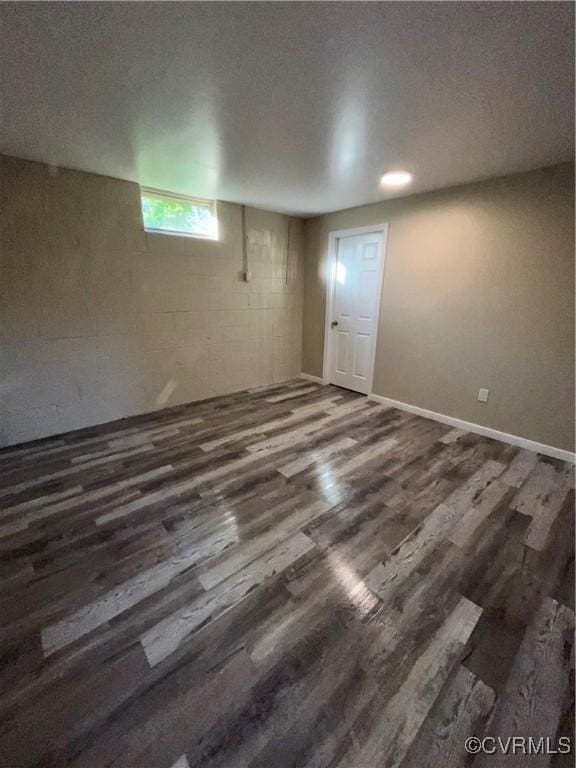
[478, 388, 489, 403]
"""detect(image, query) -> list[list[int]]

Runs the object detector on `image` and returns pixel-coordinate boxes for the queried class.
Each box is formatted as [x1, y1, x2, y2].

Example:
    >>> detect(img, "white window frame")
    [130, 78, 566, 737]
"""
[140, 186, 218, 240]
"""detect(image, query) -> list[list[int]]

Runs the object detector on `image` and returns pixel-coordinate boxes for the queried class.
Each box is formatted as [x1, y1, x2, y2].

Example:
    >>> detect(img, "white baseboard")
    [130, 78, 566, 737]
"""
[300, 372, 324, 385]
[368, 393, 575, 464]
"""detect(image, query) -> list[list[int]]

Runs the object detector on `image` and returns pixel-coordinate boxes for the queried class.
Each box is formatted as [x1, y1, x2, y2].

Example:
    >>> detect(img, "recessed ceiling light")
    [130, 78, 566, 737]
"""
[380, 170, 413, 188]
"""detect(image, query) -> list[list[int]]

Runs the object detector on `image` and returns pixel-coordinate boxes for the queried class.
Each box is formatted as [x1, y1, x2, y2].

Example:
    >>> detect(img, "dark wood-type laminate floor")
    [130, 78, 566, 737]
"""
[0, 380, 574, 768]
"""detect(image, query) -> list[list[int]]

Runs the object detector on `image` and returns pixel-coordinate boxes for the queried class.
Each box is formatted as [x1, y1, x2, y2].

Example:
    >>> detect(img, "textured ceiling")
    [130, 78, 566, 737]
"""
[0, 2, 573, 215]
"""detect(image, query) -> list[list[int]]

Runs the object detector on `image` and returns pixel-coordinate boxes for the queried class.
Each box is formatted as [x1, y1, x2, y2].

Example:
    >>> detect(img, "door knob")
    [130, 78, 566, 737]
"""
[331, 320, 338, 328]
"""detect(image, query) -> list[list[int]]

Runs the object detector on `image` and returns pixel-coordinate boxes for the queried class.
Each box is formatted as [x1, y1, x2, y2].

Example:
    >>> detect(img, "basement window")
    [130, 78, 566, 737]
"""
[140, 187, 218, 240]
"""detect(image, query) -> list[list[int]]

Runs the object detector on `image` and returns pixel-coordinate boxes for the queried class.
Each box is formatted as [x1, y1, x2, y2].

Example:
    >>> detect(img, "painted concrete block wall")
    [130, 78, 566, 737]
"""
[0, 154, 304, 447]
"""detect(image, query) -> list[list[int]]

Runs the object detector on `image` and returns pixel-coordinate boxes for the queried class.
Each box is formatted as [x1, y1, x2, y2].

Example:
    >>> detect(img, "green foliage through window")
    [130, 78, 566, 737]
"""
[141, 189, 217, 239]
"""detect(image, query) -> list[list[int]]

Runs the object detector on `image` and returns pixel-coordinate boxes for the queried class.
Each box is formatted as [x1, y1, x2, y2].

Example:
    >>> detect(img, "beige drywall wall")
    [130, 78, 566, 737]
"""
[303, 163, 575, 452]
[0, 154, 304, 447]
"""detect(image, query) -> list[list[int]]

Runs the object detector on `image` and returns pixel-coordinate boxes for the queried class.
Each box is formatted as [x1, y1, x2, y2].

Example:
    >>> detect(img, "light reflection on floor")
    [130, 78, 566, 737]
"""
[326, 550, 379, 617]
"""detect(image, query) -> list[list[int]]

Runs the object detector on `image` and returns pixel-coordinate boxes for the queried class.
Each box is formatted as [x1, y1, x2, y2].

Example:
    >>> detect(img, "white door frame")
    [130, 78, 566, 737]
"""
[322, 223, 389, 395]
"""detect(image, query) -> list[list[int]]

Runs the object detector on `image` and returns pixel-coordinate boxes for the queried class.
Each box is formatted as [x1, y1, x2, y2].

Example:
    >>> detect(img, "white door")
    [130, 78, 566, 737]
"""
[327, 230, 385, 394]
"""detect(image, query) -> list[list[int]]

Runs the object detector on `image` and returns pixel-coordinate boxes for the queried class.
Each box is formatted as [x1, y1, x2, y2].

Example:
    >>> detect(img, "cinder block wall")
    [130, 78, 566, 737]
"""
[0, 154, 304, 447]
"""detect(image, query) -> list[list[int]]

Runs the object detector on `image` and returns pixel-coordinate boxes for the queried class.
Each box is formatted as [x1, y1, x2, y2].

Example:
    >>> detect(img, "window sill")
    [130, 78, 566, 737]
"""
[144, 228, 218, 242]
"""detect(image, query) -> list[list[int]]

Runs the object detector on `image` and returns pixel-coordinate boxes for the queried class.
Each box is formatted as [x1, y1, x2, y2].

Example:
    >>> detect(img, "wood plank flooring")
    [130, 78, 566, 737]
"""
[0, 379, 573, 767]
